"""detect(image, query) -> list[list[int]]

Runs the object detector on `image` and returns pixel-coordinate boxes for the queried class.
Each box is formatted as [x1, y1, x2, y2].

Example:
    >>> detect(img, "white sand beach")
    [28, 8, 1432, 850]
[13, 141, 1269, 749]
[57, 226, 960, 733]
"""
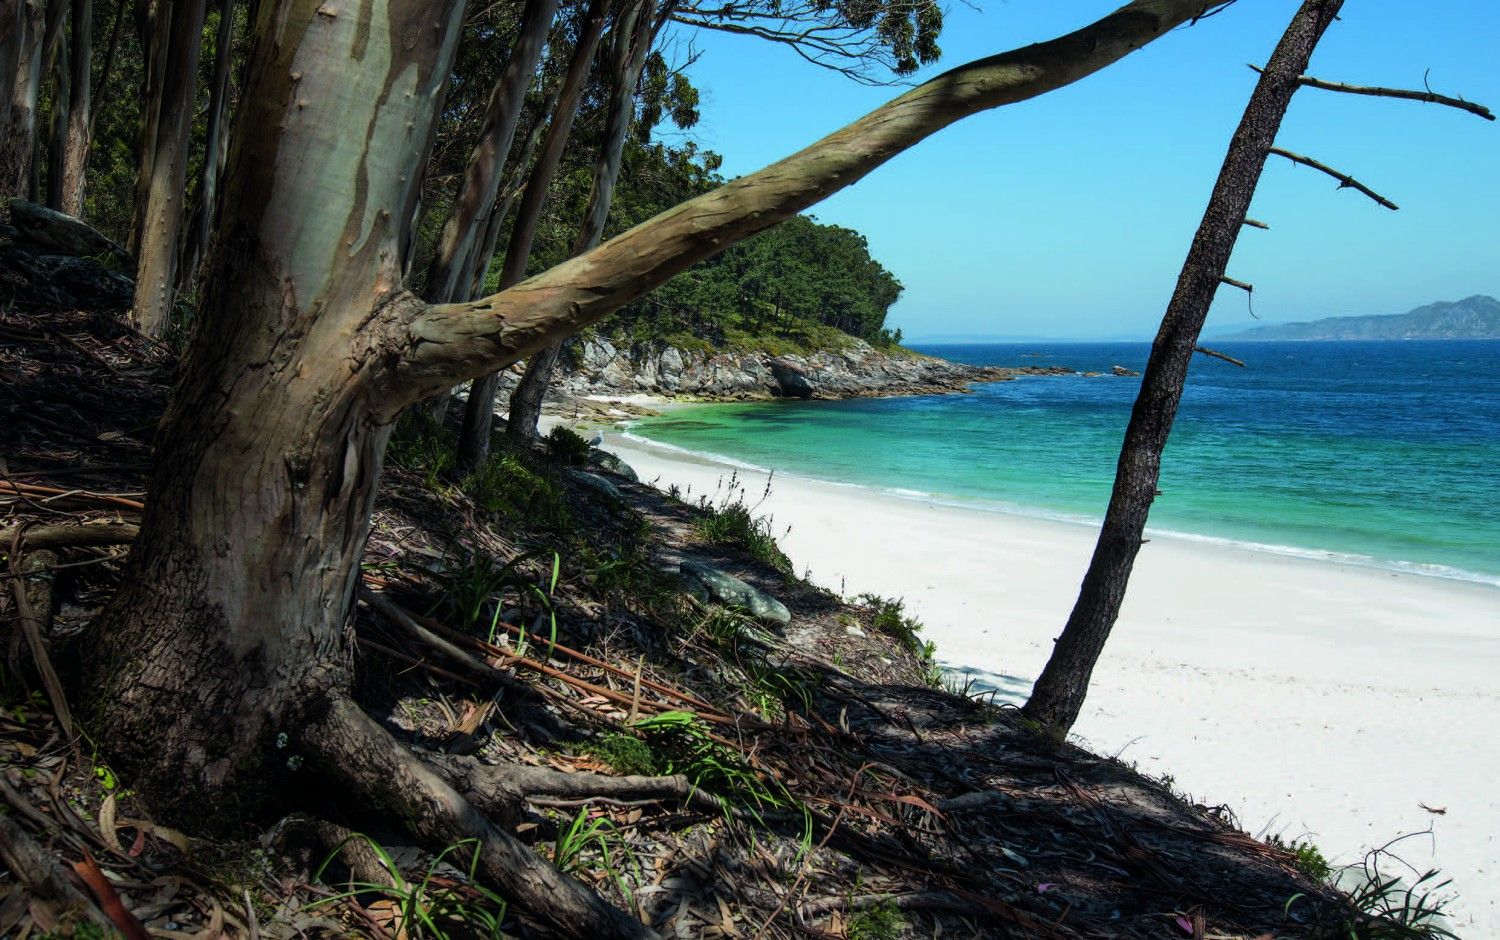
[601, 426, 1500, 935]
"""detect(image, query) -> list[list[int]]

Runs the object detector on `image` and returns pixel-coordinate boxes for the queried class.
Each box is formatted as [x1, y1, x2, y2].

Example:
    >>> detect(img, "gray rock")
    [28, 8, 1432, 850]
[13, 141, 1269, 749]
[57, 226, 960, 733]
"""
[7, 199, 131, 267]
[587, 448, 638, 482]
[1110, 365, 1141, 377]
[565, 469, 622, 502]
[769, 358, 815, 398]
[0, 246, 134, 310]
[679, 560, 791, 624]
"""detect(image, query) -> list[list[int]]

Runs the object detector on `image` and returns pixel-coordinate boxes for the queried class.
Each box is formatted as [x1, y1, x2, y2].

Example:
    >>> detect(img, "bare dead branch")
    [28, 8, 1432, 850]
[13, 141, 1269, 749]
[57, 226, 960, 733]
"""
[1242, 217, 1269, 229]
[1194, 345, 1246, 367]
[1250, 64, 1494, 120]
[1268, 146, 1399, 210]
[1218, 275, 1254, 293]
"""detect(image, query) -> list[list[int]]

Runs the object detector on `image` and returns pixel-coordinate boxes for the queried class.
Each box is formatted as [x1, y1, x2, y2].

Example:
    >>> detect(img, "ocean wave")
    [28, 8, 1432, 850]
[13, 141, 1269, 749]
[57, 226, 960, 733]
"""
[616, 429, 1500, 589]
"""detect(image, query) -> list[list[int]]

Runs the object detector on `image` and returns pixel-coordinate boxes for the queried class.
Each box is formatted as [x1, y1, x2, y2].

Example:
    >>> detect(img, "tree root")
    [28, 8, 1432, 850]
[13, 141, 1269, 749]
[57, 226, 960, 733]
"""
[309, 695, 659, 940]
[427, 752, 723, 819]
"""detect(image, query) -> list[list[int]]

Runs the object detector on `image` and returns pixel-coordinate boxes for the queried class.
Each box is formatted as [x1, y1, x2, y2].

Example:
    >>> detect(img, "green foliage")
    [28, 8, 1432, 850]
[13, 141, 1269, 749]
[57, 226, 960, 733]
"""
[859, 594, 943, 687]
[632, 711, 793, 820]
[693, 474, 792, 573]
[435, 550, 559, 650]
[581, 733, 659, 777]
[847, 899, 906, 940]
[551, 808, 637, 899]
[312, 833, 507, 939]
[387, 409, 456, 490]
[461, 450, 571, 530]
[545, 425, 594, 466]
[1269, 833, 1333, 882]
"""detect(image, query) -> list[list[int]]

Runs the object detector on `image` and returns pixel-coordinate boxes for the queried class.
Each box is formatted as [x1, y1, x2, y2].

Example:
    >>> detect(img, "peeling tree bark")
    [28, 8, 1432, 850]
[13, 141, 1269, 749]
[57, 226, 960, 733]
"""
[129, 0, 206, 336]
[1020, 0, 1344, 734]
[490, 0, 653, 453]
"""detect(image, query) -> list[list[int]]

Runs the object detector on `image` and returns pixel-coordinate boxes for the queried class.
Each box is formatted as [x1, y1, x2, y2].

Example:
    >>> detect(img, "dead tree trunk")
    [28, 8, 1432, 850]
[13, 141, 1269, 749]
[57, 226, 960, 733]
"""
[449, 0, 611, 465]
[128, 0, 206, 336]
[1020, 0, 1344, 735]
[177, 0, 233, 290]
[496, 0, 654, 447]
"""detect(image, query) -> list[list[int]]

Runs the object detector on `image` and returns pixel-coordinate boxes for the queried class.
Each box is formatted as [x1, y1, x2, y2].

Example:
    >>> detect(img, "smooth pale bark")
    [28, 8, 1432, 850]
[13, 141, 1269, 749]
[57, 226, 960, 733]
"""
[56, 0, 89, 213]
[1021, 0, 1344, 733]
[420, 0, 559, 306]
[86, 0, 467, 819]
[451, 0, 610, 461]
[43, 8, 65, 207]
[178, 0, 234, 289]
[392, 0, 1227, 404]
[129, 0, 206, 336]
[0, 0, 50, 198]
[491, 0, 650, 452]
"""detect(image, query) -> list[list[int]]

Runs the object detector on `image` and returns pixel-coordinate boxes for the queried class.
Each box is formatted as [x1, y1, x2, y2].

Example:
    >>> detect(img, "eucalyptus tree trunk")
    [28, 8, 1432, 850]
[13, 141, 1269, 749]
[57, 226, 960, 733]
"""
[420, 0, 559, 307]
[497, 0, 654, 447]
[129, 0, 206, 336]
[43, 10, 66, 208]
[177, 0, 234, 290]
[451, 0, 611, 465]
[78, 0, 1221, 932]
[0, 0, 52, 198]
[56, 0, 90, 214]
[0, 0, 20, 137]
[1021, 0, 1343, 735]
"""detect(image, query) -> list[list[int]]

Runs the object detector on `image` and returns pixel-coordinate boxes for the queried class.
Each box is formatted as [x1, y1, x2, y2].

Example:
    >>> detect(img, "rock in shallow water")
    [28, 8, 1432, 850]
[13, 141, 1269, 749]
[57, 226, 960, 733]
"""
[679, 560, 791, 624]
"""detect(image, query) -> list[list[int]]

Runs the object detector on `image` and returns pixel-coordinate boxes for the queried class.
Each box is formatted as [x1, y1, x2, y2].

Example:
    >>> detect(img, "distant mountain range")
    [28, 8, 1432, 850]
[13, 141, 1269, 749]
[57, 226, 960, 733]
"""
[1215, 295, 1500, 341]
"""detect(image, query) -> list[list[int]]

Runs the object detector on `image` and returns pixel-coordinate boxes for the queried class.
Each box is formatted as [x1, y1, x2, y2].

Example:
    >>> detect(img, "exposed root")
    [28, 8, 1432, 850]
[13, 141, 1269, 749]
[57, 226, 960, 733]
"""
[428, 751, 722, 818]
[309, 695, 660, 940]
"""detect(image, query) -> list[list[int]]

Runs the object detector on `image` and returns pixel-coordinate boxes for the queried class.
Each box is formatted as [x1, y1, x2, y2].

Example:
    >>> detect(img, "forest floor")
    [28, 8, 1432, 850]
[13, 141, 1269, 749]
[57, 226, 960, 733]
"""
[0, 304, 1424, 939]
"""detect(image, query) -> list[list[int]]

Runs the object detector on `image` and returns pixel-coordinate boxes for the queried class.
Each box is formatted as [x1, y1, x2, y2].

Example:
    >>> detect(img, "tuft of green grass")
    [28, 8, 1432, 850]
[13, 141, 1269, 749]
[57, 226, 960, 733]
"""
[311, 833, 508, 939]
[693, 472, 791, 573]
[847, 898, 906, 940]
[858, 594, 943, 687]
[545, 425, 595, 465]
[461, 450, 571, 530]
[581, 733, 659, 777]
[551, 808, 638, 900]
[435, 550, 559, 650]
[387, 409, 456, 491]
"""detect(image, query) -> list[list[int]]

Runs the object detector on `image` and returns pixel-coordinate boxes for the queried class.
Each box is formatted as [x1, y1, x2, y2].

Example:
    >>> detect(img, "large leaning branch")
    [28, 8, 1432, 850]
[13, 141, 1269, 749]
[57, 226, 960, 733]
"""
[379, 0, 1230, 407]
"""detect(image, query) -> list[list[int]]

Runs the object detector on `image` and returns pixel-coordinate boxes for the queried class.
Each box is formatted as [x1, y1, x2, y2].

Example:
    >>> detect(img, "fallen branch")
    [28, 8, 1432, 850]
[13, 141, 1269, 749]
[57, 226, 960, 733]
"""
[1250, 64, 1494, 120]
[1193, 345, 1246, 367]
[0, 480, 146, 512]
[0, 522, 140, 550]
[0, 813, 115, 933]
[1268, 146, 1398, 209]
[7, 529, 72, 738]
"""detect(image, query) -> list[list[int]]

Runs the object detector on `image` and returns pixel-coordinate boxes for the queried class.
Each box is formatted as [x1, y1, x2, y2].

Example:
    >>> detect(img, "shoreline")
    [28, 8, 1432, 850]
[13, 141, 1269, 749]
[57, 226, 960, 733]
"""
[599, 421, 1500, 934]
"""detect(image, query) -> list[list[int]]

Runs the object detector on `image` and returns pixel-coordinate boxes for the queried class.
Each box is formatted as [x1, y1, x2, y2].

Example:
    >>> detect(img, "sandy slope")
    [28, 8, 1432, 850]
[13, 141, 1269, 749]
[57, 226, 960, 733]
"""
[602, 429, 1500, 935]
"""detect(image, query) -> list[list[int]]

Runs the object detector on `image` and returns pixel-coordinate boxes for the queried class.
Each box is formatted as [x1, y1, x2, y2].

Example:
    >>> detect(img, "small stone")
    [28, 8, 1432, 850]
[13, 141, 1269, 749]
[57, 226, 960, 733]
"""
[679, 560, 791, 624]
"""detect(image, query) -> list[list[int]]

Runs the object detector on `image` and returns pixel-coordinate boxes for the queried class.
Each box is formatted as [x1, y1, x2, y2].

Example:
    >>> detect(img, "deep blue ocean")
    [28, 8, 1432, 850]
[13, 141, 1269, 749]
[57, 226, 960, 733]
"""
[627, 340, 1500, 586]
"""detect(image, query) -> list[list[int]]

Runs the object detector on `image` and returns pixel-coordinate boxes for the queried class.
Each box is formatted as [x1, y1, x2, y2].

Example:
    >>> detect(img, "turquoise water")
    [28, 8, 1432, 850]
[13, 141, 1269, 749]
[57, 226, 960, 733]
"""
[627, 341, 1500, 586]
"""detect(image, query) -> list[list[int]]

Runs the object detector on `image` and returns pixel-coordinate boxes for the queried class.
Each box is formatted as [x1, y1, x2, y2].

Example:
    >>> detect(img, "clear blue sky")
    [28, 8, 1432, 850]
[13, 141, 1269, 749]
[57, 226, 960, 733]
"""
[661, 0, 1499, 340]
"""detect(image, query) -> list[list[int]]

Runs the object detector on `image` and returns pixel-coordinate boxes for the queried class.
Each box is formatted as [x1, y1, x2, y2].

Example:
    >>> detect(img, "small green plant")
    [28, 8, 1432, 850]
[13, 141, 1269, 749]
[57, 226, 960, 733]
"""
[633, 711, 789, 819]
[1269, 833, 1333, 882]
[551, 808, 638, 899]
[581, 733, 659, 777]
[847, 898, 906, 940]
[311, 833, 508, 939]
[435, 550, 559, 651]
[693, 473, 792, 573]
[545, 425, 594, 465]
[859, 594, 943, 687]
